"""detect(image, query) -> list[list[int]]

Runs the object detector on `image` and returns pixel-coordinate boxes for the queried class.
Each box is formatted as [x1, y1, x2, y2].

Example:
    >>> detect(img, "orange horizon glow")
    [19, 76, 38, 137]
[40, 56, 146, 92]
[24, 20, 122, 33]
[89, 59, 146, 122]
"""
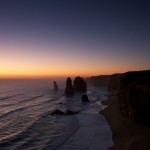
[0, 1, 150, 80]
[0, 38, 149, 79]
[1, 56, 148, 79]
[0, 69, 143, 79]
[0, 64, 126, 79]
[0, 71, 115, 79]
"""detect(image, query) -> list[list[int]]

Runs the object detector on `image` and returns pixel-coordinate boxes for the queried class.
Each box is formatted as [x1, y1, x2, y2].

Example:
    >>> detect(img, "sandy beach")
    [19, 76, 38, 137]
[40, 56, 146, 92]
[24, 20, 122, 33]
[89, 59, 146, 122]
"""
[58, 113, 113, 150]
[101, 94, 150, 150]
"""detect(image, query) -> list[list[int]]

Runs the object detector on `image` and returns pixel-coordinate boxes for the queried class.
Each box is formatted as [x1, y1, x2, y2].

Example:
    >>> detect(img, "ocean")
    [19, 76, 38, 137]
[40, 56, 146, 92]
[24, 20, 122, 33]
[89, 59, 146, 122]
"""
[0, 78, 113, 150]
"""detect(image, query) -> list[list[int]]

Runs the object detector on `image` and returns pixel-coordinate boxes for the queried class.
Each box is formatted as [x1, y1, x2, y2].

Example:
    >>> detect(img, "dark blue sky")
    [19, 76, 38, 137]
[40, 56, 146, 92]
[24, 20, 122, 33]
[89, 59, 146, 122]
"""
[0, 0, 150, 77]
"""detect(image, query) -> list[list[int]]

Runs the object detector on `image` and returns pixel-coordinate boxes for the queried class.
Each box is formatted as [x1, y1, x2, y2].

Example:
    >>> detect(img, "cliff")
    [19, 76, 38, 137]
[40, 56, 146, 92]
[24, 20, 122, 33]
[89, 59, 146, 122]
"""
[87, 70, 150, 127]
[109, 73, 122, 90]
[86, 74, 121, 89]
[118, 70, 150, 126]
[86, 75, 110, 86]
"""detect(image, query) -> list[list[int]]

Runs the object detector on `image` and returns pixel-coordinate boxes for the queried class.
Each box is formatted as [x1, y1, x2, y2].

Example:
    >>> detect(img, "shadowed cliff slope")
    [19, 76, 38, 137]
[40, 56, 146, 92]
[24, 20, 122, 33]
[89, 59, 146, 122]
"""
[118, 70, 150, 126]
[87, 70, 150, 127]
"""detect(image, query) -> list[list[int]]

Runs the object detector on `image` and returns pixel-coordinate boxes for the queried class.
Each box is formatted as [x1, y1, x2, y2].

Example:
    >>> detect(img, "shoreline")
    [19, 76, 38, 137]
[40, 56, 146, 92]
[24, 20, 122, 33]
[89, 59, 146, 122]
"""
[58, 113, 113, 150]
[101, 93, 150, 150]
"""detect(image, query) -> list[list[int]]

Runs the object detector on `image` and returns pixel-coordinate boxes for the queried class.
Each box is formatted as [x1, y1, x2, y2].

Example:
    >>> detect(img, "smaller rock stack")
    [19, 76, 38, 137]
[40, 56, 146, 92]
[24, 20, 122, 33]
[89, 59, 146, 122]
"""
[53, 81, 58, 91]
[81, 94, 89, 102]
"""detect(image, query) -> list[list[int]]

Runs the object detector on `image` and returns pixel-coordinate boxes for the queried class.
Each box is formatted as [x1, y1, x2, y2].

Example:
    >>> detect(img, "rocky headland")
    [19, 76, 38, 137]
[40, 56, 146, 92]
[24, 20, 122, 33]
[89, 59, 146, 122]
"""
[86, 73, 122, 90]
[118, 70, 150, 126]
[86, 75, 110, 86]
[87, 70, 150, 150]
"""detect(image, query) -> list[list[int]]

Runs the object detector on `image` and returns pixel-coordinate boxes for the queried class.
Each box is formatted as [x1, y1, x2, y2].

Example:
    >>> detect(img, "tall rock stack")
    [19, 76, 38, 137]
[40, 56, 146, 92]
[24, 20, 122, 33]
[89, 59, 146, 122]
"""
[65, 77, 74, 96]
[74, 76, 87, 92]
[53, 81, 58, 91]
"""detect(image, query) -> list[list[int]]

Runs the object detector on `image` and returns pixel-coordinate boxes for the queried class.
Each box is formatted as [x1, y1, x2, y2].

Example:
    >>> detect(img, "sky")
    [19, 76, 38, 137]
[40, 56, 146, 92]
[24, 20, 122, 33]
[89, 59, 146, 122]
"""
[0, 0, 150, 78]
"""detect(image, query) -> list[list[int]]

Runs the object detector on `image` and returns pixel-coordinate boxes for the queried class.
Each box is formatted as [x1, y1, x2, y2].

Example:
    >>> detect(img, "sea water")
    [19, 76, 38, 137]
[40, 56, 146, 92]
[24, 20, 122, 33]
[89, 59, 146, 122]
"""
[0, 79, 113, 150]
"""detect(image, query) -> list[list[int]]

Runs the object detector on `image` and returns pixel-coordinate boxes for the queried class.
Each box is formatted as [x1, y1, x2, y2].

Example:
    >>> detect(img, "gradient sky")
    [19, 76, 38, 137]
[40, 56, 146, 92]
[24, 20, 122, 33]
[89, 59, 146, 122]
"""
[0, 0, 150, 78]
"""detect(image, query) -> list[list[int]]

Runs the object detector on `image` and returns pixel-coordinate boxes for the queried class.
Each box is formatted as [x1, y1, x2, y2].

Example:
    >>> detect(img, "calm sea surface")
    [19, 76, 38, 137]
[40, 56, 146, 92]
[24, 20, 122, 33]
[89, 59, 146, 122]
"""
[0, 79, 113, 150]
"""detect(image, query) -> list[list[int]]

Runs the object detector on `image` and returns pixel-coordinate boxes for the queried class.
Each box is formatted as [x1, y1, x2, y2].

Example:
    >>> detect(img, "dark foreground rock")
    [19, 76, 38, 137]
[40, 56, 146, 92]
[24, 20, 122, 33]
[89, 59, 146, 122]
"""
[65, 77, 74, 96]
[119, 70, 150, 127]
[51, 109, 65, 115]
[81, 94, 90, 102]
[51, 109, 79, 115]
[74, 76, 87, 92]
[66, 109, 79, 115]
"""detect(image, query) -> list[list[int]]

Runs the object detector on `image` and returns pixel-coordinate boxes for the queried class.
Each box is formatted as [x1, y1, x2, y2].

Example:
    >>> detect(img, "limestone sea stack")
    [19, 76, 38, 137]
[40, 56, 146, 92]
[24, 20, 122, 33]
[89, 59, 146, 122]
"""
[74, 76, 87, 92]
[65, 77, 74, 96]
[53, 81, 58, 91]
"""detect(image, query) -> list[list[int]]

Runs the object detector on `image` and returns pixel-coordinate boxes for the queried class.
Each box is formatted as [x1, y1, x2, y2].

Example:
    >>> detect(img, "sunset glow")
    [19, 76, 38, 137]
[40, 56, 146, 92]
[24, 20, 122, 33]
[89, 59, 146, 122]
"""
[0, 0, 149, 78]
[0, 39, 149, 78]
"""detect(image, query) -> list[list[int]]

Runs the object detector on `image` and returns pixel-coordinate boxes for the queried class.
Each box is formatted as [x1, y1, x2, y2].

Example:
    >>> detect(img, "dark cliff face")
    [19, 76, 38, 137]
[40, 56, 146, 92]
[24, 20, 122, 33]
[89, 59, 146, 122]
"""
[86, 75, 110, 87]
[86, 70, 150, 126]
[86, 74, 121, 89]
[74, 77, 87, 92]
[109, 74, 122, 90]
[119, 70, 150, 127]
[65, 77, 74, 96]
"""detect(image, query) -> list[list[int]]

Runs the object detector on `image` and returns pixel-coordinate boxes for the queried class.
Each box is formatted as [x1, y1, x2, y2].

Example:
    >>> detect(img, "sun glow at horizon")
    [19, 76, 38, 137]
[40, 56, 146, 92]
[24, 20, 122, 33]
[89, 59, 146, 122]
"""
[0, 41, 112, 78]
[0, 35, 149, 79]
[0, 0, 150, 79]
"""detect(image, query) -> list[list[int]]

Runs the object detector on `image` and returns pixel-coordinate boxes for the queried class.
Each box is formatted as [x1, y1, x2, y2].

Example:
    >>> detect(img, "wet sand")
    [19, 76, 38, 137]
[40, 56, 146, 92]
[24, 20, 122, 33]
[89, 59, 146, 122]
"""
[101, 94, 150, 150]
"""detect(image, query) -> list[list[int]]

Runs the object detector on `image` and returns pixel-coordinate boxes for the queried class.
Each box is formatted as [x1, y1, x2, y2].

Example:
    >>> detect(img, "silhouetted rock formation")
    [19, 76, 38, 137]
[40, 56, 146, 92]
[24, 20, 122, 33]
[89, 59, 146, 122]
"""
[51, 109, 79, 115]
[65, 77, 74, 96]
[53, 81, 58, 91]
[119, 70, 150, 127]
[74, 77, 87, 92]
[66, 109, 79, 115]
[51, 109, 65, 115]
[81, 94, 89, 102]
